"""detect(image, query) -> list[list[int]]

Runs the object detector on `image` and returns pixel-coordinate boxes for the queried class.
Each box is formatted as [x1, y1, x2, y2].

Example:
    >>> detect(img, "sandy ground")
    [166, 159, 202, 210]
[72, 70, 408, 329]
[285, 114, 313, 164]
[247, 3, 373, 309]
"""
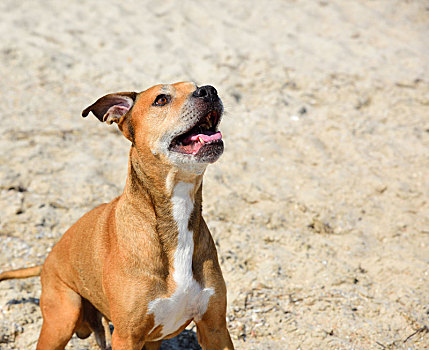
[0, 0, 428, 349]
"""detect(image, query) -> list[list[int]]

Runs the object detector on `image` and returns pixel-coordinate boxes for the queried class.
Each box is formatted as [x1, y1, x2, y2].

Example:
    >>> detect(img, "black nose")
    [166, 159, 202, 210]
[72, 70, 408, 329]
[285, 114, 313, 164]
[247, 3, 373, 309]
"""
[192, 85, 218, 102]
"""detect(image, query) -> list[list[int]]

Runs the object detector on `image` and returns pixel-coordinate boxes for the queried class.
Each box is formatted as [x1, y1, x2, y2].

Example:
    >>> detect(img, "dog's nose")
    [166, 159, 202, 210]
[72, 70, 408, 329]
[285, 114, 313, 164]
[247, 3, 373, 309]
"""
[192, 85, 218, 102]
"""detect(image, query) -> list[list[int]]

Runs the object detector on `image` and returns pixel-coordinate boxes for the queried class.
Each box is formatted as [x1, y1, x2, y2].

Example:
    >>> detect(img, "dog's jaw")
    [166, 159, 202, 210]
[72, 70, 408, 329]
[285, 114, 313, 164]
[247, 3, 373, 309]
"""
[154, 99, 224, 173]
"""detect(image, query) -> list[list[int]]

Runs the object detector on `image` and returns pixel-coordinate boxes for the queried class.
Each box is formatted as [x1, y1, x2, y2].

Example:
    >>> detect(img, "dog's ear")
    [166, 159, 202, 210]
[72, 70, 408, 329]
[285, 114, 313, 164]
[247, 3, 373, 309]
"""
[82, 92, 137, 125]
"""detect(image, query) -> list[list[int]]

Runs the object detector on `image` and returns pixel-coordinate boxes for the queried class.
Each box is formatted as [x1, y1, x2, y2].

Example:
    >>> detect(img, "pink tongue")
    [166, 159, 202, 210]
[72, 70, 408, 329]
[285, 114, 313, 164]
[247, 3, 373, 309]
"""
[183, 131, 222, 144]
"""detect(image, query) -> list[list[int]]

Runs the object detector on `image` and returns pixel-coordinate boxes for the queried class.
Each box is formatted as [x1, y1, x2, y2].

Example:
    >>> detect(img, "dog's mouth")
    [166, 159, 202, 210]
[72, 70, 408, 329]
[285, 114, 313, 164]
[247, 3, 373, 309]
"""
[169, 110, 223, 158]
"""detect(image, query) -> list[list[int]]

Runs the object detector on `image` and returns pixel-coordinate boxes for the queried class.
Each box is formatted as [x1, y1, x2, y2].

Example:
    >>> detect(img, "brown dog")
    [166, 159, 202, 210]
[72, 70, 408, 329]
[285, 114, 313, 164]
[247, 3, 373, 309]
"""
[0, 82, 234, 350]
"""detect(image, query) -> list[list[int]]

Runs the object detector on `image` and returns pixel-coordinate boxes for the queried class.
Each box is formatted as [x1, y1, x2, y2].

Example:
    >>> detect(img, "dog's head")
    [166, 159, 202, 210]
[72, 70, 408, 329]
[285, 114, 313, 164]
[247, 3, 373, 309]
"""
[82, 82, 224, 173]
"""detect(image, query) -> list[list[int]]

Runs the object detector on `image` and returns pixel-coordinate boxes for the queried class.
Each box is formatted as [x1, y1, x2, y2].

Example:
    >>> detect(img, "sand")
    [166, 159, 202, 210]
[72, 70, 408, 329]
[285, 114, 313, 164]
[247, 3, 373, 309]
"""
[0, 0, 428, 349]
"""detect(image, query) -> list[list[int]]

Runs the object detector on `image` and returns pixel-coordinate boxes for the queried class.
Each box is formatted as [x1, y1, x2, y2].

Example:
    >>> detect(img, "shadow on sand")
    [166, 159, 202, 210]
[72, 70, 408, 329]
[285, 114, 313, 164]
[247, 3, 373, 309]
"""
[159, 329, 201, 350]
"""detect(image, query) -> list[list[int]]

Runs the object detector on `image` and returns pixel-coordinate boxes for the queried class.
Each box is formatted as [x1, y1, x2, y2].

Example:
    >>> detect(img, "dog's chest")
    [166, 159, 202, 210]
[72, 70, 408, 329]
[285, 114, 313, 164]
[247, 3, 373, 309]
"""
[147, 182, 214, 340]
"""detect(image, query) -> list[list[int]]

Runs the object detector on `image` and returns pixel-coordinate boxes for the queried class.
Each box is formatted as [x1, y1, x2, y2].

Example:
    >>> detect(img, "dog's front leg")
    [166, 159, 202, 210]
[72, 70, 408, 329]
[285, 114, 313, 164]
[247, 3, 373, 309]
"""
[195, 305, 234, 350]
[110, 332, 161, 350]
[196, 320, 234, 350]
[110, 331, 143, 350]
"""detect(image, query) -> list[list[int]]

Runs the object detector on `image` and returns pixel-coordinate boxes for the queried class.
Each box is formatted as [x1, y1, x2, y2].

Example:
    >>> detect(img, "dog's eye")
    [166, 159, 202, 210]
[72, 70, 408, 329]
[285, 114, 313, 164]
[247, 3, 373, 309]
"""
[153, 94, 170, 106]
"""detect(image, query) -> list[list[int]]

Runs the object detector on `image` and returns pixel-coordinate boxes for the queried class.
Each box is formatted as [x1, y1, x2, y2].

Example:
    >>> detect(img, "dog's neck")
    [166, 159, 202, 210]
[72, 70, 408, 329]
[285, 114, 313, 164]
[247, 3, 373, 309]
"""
[123, 146, 204, 246]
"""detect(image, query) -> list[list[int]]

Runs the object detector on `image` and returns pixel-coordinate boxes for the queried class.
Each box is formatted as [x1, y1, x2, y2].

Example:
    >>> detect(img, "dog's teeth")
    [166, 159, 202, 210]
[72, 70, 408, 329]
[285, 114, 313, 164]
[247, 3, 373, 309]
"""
[198, 136, 205, 144]
[206, 115, 213, 128]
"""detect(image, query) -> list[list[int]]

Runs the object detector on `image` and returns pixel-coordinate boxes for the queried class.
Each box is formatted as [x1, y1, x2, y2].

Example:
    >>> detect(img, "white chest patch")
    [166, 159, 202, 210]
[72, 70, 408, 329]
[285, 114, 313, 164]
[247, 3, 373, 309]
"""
[147, 182, 214, 340]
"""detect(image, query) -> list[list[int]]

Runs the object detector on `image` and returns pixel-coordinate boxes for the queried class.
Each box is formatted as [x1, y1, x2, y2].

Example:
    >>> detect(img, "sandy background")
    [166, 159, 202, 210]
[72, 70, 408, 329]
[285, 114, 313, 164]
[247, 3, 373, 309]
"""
[0, 0, 428, 349]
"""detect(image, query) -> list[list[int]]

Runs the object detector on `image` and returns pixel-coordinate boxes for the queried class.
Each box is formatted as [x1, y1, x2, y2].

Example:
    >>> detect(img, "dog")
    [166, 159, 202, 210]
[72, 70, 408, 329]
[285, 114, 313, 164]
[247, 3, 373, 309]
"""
[0, 82, 234, 350]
